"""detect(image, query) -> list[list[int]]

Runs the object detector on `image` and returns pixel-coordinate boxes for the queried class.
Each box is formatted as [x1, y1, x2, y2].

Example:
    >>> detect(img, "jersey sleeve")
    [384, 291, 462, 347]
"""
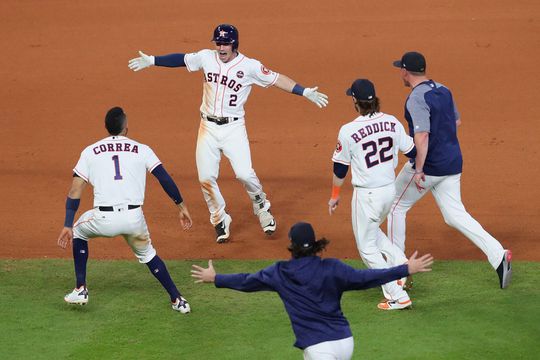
[144, 145, 162, 173]
[184, 49, 208, 72]
[248, 59, 279, 88]
[214, 264, 277, 292]
[331, 128, 351, 165]
[73, 149, 90, 182]
[406, 93, 431, 133]
[396, 121, 415, 154]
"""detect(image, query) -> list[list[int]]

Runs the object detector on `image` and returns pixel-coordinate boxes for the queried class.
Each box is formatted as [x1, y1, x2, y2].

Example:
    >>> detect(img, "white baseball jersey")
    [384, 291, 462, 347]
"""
[73, 136, 161, 207]
[332, 112, 414, 188]
[184, 50, 279, 118]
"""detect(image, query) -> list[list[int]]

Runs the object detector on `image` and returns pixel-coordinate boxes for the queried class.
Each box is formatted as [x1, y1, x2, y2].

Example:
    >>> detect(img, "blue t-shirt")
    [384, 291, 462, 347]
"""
[215, 256, 409, 349]
[405, 80, 462, 176]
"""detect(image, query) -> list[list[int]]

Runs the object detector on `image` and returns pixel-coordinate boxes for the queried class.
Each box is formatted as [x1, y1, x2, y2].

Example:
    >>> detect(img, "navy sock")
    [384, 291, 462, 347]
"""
[146, 255, 181, 302]
[72, 238, 88, 288]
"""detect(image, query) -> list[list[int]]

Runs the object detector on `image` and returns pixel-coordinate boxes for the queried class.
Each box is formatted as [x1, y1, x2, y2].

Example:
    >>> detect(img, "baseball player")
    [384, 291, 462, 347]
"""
[328, 79, 418, 310]
[57, 107, 193, 313]
[385, 51, 512, 289]
[128, 24, 328, 243]
[191, 222, 434, 359]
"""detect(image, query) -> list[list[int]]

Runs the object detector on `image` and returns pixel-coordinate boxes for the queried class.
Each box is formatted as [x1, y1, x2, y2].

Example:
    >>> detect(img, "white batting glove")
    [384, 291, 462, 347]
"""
[303, 87, 329, 108]
[128, 51, 155, 72]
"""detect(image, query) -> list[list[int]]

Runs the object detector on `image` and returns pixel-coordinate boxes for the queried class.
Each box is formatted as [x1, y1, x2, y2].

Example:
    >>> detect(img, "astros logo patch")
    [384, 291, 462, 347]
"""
[236, 71, 244, 79]
[261, 65, 271, 75]
[335, 141, 342, 153]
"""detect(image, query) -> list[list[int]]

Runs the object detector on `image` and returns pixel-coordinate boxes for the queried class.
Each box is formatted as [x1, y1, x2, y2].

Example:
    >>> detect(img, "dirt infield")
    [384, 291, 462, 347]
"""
[1, 1, 539, 261]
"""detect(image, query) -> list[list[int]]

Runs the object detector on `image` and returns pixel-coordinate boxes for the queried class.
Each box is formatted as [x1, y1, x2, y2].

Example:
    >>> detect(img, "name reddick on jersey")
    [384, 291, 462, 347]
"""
[350, 121, 397, 143]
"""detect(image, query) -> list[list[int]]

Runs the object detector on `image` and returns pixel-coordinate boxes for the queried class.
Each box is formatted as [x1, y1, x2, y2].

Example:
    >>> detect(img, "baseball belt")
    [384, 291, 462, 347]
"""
[98, 205, 140, 212]
[201, 113, 239, 125]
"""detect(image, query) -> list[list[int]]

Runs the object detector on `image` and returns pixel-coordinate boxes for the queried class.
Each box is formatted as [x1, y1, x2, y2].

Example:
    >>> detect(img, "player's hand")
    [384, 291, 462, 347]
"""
[413, 171, 425, 192]
[303, 87, 329, 108]
[57, 227, 73, 249]
[177, 202, 193, 230]
[191, 260, 216, 283]
[328, 197, 340, 215]
[128, 51, 155, 72]
[407, 251, 434, 274]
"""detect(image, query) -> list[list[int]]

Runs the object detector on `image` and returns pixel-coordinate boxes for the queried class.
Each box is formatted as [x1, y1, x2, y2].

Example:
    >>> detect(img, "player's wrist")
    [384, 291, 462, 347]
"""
[331, 185, 341, 200]
[292, 84, 305, 96]
[64, 197, 80, 228]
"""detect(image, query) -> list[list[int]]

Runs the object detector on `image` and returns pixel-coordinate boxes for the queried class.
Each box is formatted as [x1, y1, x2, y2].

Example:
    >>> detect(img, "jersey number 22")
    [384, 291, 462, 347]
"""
[362, 137, 393, 168]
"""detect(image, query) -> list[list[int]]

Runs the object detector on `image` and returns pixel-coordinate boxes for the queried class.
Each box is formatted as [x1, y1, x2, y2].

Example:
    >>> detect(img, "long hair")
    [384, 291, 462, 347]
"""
[288, 238, 330, 259]
[355, 97, 380, 117]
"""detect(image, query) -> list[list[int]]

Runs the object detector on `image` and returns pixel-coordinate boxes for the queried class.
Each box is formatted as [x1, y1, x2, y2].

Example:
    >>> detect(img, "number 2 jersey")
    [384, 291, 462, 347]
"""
[73, 136, 161, 207]
[332, 113, 414, 188]
[184, 50, 279, 118]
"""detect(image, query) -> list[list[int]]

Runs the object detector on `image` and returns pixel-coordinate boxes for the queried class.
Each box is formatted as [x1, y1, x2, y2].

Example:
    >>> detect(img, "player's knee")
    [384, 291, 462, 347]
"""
[442, 214, 459, 228]
[235, 171, 254, 184]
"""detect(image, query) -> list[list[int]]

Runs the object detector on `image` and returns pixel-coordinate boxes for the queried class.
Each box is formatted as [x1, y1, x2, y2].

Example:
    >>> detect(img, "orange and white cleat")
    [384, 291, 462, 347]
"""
[377, 298, 412, 311]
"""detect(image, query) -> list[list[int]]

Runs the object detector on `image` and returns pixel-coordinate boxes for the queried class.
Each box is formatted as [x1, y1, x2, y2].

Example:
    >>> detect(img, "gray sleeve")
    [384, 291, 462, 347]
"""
[406, 93, 431, 133]
[453, 100, 460, 120]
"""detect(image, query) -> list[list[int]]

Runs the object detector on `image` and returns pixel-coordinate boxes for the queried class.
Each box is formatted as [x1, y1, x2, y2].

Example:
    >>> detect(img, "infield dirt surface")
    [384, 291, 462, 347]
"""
[1, 0, 539, 261]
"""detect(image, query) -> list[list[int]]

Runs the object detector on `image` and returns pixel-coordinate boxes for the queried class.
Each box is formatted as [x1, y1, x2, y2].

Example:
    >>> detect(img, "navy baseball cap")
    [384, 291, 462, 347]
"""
[289, 222, 316, 248]
[346, 79, 376, 101]
[393, 51, 426, 72]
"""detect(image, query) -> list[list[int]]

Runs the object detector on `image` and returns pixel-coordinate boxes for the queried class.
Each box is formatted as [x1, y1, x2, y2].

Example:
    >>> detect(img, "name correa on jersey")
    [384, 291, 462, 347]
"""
[93, 143, 139, 155]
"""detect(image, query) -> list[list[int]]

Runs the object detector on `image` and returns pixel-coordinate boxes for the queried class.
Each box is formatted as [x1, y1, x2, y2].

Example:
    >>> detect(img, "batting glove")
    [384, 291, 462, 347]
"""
[303, 87, 329, 108]
[128, 51, 155, 72]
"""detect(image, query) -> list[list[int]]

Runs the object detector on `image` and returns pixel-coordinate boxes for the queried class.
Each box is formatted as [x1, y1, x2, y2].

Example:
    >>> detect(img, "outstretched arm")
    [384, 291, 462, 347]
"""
[151, 165, 192, 230]
[273, 74, 328, 108]
[128, 51, 186, 71]
[340, 251, 434, 291]
[191, 260, 275, 292]
[57, 176, 87, 249]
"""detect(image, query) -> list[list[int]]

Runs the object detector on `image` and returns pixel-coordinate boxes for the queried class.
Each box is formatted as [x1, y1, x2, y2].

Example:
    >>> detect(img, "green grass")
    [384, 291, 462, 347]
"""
[0, 259, 538, 359]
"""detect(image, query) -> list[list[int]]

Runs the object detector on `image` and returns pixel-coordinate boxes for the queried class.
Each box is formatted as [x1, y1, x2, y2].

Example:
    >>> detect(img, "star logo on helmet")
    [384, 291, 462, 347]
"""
[219, 30, 227, 37]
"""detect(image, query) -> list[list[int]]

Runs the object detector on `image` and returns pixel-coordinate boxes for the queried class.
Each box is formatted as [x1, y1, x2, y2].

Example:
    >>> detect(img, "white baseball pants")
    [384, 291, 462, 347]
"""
[386, 161, 505, 269]
[73, 206, 156, 263]
[303, 336, 354, 360]
[352, 183, 409, 302]
[196, 118, 270, 225]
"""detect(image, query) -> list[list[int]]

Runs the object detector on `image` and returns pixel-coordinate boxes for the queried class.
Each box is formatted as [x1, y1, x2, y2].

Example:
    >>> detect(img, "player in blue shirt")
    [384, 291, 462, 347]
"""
[383, 52, 512, 289]
[191, 222, 434, 359]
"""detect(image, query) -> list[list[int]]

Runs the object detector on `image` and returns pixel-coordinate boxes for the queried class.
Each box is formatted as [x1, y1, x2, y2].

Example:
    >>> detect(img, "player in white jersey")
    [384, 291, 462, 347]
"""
[57, 107, 193, 313]
[128, 24, 328, 243]
[328, 79, 417, 310]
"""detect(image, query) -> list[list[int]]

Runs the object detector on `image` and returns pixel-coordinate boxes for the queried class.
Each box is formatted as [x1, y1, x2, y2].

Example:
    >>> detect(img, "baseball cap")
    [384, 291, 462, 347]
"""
[393, 51, 426, 72]
[346, 79, 376, 101]
[288, 222, 316, 248]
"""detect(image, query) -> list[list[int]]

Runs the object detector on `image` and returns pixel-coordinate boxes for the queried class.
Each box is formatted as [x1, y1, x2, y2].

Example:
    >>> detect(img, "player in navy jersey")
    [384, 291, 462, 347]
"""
[383, 52, 512, 289]
[191, 222, 434, 359]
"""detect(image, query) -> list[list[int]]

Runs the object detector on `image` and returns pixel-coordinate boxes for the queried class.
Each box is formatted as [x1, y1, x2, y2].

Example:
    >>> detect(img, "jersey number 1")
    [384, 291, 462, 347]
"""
[363, 137, 393, 168]
[112, 155, 123, 180]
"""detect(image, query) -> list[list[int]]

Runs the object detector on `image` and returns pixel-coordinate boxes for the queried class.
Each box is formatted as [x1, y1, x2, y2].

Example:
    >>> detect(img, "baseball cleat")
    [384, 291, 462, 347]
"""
[496, 249, 512, 289]
[258, 210, 276, 235]
[172, 296, 191, 314]
[215, 214, 232, 243]
[377, 298, 412, 311]
[64, 286, 89, 305]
